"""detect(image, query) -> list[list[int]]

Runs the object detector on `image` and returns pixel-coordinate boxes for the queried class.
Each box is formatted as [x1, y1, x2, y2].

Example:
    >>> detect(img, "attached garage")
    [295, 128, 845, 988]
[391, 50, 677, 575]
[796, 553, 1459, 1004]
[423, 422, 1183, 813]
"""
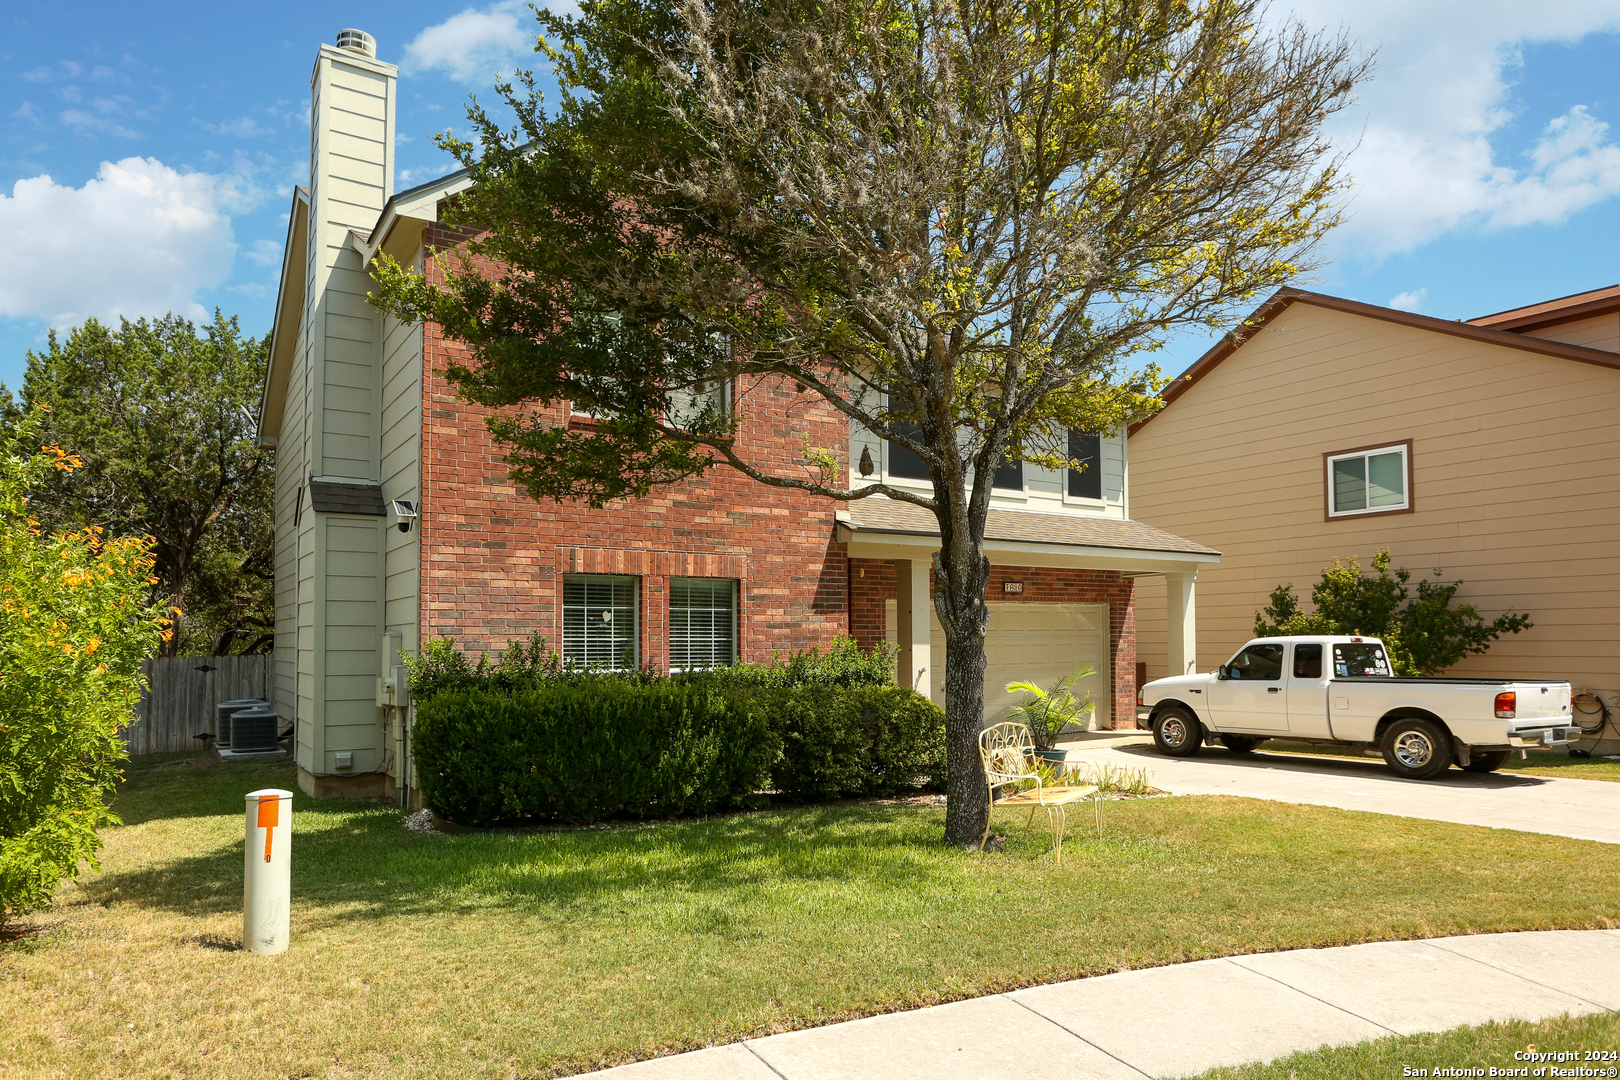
[840, 497, 1221, 728]
[887, 601, 1112, 727]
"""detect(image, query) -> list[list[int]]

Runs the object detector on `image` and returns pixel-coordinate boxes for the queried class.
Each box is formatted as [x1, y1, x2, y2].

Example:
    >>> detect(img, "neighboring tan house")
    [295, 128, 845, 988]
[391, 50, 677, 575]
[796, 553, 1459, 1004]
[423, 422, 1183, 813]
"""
[255, 30, 1219, 801]
[1130, 284, 1620, 753]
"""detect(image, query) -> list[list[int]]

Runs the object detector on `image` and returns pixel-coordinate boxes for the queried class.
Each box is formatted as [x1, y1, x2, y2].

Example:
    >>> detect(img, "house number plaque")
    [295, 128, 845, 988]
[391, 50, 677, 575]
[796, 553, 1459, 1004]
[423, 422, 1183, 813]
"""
[1002, 581, 1024, 594]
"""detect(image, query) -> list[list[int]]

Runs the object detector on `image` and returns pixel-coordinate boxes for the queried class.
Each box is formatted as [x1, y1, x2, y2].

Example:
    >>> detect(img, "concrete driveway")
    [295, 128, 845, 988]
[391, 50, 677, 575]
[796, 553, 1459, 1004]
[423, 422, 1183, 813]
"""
[1058, 733, 1620, 844]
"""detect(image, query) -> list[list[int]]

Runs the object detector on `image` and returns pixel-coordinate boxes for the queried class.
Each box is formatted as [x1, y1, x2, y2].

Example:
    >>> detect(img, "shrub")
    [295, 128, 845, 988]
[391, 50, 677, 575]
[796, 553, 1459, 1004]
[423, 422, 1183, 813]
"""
[406, 632, 933, 823]
[1255, 549, 1532, 675]
[694, 635, 900, 690]
[0, 414, 165, 920]
[413, 677, 777, 825]
[749, 685, 945, 801]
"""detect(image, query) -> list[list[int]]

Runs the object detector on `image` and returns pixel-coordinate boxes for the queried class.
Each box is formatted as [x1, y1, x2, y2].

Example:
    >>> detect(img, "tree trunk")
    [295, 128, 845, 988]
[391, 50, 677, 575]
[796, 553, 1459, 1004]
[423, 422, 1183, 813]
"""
[936, 548, 994, 848]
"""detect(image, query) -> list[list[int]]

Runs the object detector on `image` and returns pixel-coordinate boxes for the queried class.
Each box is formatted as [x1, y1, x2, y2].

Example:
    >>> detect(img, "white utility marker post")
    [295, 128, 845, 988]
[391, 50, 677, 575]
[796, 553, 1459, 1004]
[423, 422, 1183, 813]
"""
[244, 788, 293, 955]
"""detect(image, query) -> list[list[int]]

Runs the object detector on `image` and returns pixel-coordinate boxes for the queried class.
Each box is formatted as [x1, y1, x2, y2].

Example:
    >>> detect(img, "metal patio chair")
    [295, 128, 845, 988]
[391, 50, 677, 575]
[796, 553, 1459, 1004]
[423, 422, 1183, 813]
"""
[978, 721, 1101, 865]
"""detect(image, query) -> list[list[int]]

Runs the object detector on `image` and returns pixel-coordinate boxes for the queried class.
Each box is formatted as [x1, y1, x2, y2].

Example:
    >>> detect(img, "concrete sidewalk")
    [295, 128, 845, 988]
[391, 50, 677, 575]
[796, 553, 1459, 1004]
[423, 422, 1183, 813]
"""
[579, 930, 1620, 1079]
[1061, 736, 1620, 845]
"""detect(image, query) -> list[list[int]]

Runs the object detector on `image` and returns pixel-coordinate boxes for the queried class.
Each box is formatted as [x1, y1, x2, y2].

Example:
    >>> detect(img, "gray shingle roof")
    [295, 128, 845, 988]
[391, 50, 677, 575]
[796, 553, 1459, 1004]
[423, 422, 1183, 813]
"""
[307, 480, 387, 516]
[839, 497, 1220, 556]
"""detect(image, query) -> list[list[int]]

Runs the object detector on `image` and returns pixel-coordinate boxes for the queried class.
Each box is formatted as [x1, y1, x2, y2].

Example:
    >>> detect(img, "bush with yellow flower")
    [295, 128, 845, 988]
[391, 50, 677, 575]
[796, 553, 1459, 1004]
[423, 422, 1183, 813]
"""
[0, 411, 166, 920]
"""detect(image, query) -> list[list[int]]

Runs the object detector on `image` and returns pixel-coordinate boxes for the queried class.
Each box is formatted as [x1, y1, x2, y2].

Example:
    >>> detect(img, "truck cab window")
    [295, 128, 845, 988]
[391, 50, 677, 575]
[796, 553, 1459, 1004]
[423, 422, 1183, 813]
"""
[1293, 644, 1323, 679]
[1332, 643, 1391, 677]
[1228, 643, 1284, 680]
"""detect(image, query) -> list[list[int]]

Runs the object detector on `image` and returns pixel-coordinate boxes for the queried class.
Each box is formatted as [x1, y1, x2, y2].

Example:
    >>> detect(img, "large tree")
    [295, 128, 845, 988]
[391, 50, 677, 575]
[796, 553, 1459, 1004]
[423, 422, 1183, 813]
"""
[372, 0, 1368, 846]
[3, 313, 273, 657]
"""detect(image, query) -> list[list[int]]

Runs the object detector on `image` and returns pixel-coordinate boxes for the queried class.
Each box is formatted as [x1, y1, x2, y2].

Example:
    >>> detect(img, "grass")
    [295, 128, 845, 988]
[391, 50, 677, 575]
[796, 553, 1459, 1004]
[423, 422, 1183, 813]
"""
[2, 753, 1618, 1080]
[1256, 741, 1620, 782]
[1183, 1010, 1620, 1079]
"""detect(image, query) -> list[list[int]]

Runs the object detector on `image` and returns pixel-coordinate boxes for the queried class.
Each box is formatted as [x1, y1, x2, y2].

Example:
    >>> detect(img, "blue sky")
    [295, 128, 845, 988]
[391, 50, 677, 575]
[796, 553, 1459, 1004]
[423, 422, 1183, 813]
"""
[2, 1, 1619, 390]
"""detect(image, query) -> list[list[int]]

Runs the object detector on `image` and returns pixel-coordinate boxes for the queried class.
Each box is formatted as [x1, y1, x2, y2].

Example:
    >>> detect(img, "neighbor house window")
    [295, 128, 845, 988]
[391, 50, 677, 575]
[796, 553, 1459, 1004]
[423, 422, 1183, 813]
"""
[1067, 430, 1102, 500]
[669, 578, 737, 670]
[887, 420, 931, 481]
[1325, 442, 1411, 518]
[562, 575, 638, 669]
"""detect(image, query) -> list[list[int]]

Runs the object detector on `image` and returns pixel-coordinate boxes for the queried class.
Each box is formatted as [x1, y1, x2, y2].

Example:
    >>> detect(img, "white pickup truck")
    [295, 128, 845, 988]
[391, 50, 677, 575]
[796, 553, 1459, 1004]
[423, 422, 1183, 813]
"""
[1135, 636, 1581, 780]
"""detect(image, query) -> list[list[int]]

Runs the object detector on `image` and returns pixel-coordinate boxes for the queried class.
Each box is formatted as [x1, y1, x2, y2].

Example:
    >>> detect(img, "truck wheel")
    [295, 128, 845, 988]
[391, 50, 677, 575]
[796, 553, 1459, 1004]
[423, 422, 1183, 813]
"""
[1460, 749, 1511, 774]
[1154, 707, 1202, 758]
[1380, 717, 1454, 780]
[1219, 734, 1262, 754]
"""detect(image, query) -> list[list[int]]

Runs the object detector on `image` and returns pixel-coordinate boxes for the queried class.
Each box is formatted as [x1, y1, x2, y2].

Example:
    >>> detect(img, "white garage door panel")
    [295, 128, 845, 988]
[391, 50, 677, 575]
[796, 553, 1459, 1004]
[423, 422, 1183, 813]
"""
[885, 601, 1111, 728]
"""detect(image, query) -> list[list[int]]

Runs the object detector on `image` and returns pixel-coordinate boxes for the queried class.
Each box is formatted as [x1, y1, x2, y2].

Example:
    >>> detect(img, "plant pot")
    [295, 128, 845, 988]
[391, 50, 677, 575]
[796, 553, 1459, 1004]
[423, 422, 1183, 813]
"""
[1032, 748, 1068, 766]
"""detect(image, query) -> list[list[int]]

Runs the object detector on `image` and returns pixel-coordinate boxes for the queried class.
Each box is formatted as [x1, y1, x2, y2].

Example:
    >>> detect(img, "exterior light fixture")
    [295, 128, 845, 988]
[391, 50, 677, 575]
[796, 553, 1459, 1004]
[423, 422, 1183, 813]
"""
[391, 499, 418, 533]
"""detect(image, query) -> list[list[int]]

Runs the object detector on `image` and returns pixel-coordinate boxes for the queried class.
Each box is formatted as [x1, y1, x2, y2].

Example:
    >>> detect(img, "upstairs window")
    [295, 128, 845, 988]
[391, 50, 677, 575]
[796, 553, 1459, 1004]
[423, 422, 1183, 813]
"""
[669, 578, 737, 670]
[887, 420, 931, 481]
[668, 375, 733, 430]
[1067, 430, 1102, 500]
[1326, 442, 1410, 518]
[991, 453, 1023, 491]
[562, 575, 638, 669]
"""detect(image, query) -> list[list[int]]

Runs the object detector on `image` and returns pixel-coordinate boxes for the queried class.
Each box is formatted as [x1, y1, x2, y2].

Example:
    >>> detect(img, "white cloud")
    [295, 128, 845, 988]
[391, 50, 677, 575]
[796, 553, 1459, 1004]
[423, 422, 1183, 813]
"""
[402, 0, 576, 83]
[244, 239, 282, 267]
[60, 107, 137, 139]
[1388, 288, 1427, 312]
[397, 161, 461, 188]
[0, 158, 236, 326]
[1282, 1, 1620, 259]
[207, 116, 276, 138]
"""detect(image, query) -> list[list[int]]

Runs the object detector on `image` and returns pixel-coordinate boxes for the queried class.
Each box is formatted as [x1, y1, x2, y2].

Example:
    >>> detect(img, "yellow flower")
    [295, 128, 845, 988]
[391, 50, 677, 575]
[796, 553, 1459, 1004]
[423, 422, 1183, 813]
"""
[85, 637, 101, 656]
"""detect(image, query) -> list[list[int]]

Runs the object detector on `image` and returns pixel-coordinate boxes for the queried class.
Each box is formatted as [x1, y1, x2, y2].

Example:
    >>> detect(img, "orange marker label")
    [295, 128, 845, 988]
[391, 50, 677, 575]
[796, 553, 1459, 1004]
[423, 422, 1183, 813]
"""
[257, 797, 279, 862]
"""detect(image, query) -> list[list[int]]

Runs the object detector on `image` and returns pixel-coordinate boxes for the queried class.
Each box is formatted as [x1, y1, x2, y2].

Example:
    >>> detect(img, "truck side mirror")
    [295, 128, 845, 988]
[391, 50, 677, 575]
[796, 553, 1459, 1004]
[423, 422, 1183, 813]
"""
[1216, 665, 1230, 680]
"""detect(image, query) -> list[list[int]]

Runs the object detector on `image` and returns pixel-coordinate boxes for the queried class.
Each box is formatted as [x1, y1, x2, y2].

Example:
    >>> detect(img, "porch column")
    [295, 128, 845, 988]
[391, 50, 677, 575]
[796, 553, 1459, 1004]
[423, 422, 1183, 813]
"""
[892, 558, 934, 701]
[1165, 570, 1198, 677]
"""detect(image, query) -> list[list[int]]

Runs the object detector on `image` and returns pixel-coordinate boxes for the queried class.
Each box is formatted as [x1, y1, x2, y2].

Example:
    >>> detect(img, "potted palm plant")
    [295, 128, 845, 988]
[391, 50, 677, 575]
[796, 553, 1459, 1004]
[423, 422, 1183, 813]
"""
[1004, 665, 1096, 765]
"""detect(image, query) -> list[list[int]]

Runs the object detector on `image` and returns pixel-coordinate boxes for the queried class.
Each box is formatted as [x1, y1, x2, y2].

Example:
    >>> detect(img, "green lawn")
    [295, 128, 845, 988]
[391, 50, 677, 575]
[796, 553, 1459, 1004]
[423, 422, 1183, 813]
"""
[1185, 1010, 1620, 1079]
[3, 752, 1618, 1080]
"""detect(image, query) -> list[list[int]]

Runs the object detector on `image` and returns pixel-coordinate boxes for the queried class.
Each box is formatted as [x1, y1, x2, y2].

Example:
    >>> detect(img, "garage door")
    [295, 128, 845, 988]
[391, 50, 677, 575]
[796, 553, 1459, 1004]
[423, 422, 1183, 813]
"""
[885, 601, 1111, 728]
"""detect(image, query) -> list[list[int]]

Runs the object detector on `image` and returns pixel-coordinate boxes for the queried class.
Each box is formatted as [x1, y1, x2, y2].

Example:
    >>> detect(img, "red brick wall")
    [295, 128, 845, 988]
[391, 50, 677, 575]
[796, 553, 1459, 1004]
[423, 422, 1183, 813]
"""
[849, 559, 1140, 728]
[415, 222, 1139, 723]
[418, 223, 852, 669]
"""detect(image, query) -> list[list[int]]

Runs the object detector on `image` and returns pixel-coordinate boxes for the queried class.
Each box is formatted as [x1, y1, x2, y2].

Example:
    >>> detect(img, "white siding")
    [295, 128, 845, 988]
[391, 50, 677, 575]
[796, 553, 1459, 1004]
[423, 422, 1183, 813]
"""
[848, 415, 1128, 519]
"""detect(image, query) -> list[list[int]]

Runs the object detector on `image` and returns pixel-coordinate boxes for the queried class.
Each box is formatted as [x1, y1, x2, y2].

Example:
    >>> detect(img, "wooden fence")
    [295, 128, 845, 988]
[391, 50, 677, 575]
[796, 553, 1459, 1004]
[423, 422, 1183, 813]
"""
[121, 655, 276, 756]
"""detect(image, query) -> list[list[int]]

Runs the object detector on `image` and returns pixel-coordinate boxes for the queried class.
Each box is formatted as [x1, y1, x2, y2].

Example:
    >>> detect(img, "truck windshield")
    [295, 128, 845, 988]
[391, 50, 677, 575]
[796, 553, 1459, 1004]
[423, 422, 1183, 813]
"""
[1332, 643, 1391, 677]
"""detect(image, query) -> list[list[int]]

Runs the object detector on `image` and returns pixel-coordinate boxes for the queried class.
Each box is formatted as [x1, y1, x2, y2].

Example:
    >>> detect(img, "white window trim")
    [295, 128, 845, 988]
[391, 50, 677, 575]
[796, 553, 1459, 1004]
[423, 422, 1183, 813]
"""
[1325, 442, 1411, 519]
[560, 574, 640, 670]
[668, 577, 739, 672]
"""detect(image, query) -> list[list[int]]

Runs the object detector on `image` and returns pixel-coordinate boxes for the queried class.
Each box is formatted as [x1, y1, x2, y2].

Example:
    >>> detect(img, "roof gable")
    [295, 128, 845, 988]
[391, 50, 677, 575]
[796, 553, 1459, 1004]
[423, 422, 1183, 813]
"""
[1131, 287, 1620, 434]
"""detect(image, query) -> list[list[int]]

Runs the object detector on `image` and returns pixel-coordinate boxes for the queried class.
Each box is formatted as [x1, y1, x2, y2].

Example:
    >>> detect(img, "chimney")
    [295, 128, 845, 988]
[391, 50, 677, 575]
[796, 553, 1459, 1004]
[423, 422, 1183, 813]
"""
[303, 31, 396, 479]
[307, 29, 396, 299]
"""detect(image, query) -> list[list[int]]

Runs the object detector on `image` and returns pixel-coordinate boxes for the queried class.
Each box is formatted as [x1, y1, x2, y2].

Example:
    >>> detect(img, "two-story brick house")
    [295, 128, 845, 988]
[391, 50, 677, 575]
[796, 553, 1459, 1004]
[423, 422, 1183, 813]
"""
[256, 30, 1219, 801]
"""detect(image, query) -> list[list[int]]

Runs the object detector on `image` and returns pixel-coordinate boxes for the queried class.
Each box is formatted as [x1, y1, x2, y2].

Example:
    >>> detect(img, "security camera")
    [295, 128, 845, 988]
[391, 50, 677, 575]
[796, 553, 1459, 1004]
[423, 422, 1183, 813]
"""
[391, 499, 418, 533]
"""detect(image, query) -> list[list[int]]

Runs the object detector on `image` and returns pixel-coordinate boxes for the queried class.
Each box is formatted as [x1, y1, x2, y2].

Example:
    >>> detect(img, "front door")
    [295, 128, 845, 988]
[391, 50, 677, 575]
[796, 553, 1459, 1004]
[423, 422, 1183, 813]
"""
[1205, 642, 1290, 731]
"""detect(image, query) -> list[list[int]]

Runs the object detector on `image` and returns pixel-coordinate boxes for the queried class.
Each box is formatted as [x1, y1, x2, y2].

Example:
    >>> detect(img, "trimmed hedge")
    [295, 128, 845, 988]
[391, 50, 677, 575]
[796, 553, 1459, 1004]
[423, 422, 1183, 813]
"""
[413, 679, 945, 825]
[413, 678, 776, 825]
[746, 686, 946, 801]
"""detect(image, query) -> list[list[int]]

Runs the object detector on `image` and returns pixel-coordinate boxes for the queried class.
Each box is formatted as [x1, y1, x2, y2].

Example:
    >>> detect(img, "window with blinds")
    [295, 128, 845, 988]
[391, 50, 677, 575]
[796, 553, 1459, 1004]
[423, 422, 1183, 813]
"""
[561, 575, 638, 669]
[669, 578, 737, 670]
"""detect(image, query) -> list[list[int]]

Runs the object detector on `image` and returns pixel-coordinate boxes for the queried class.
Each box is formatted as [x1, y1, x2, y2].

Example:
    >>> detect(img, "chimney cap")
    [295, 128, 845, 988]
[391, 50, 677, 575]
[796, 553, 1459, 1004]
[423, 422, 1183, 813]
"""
[336, 29, 376, 57]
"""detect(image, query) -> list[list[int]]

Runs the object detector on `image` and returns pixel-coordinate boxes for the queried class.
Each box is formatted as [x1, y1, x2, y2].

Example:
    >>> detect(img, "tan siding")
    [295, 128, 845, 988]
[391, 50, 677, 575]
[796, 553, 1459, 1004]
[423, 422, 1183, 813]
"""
[1130, 302, 1620, 723]
[1521, 312, 1620, 352]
